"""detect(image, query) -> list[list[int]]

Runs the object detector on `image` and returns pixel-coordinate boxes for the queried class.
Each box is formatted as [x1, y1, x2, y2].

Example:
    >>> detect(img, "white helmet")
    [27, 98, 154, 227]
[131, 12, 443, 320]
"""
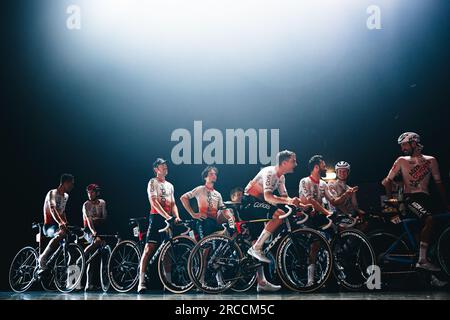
[398, 132, 421, 145]
[335, 161, 351, 171]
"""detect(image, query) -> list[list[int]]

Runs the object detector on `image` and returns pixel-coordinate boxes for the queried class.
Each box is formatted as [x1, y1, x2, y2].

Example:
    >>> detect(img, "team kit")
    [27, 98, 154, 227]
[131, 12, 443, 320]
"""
[9, 132, 450, 294]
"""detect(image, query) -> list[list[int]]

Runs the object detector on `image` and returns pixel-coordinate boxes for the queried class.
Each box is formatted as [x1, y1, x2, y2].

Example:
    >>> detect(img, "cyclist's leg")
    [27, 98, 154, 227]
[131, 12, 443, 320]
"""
[38, 225, 66, 269]
[407, 193, 440, 271]
[138, 214, 164, 292]
[84, 233, 103, 290]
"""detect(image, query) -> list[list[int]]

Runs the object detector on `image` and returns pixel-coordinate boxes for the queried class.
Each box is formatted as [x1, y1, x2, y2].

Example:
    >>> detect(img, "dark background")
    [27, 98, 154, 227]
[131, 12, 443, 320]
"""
[1, 0, 449, 290]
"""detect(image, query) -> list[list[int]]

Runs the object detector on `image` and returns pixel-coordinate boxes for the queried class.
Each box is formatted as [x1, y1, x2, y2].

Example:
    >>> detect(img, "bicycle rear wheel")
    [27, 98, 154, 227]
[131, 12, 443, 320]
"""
[100, 245, 112, 292]
[158, 236, 197, 293]
[276, 228, 333, 293]
[231, 239, 257, 292]
[332, 229, 376, 290]
[188, 234, 242, 293]
[53, 243, 86, 293]
[108, 240, 141, 292]
[9, 246, 38, 293]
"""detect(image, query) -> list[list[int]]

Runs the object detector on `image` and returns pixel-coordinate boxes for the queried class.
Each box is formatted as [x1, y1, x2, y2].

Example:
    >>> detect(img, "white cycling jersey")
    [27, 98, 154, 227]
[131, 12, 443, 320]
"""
[183, 185, 225, 220]
[43, 189, 69, 225]
[327, 180, 359, 215]
[147, 177, 175, 215]
[244, 166, 288, 200]
[83, 199, 107, 227]
[386, 155, 441, 195]
[298, 176, 331, 204]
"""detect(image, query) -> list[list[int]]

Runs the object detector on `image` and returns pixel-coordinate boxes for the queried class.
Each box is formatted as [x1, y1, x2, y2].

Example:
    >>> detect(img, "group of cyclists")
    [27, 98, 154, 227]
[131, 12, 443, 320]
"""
[33, 131, 449, 293]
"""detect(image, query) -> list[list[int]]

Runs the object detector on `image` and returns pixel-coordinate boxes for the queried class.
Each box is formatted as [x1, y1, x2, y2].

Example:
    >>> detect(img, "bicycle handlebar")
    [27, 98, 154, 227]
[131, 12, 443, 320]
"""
[278, 205, 293, 219]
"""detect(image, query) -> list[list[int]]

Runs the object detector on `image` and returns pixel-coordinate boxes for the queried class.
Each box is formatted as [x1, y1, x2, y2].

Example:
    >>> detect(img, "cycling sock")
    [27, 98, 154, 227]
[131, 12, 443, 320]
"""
[253, 229, 272, 251]
[256, 265, 267, 285]
[418, 242, 429, 263]
[139, 272, 146, 286]
[308, 264, 315, 284]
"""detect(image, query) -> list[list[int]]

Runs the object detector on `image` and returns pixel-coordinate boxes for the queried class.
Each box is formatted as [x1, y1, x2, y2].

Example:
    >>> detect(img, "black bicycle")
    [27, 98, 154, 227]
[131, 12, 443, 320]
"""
[108, 217, 197, 293]
[187, 205, 333, 293]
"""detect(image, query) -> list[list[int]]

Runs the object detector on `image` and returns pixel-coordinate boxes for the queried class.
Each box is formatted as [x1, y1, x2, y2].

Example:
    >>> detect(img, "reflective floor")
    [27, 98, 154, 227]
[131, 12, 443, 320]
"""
[1, 290, 449, 300]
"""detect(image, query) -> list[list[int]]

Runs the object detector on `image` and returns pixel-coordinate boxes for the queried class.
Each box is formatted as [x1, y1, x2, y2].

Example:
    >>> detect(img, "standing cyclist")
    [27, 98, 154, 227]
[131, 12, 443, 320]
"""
[138, 158, 181, 293]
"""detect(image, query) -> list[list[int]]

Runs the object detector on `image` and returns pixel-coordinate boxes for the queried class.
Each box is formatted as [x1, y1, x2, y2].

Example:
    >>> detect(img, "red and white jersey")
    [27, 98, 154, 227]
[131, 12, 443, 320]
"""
[147, 178, 175, 215]
[387, 155, 441, 195]
[244, 166, 288, 200]
[82, 199, 107, 227]
[43, 189, 69, 225]
[327, 180, 359, 215]
[298, 176, 330, 204]
[183, 185, 225, 220]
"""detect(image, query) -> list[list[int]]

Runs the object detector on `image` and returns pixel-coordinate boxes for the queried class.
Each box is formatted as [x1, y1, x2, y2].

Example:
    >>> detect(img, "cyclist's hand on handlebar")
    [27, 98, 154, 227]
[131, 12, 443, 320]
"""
[290, 197, 302, 208]
[174, 216, 182, 224]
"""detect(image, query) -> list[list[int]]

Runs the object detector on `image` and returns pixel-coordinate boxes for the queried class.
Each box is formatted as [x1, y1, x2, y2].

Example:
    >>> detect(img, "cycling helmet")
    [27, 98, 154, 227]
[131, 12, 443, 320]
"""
[335, 161, 351, 171]
[397, 132, 420, 144]
[86, 184, 101, 193]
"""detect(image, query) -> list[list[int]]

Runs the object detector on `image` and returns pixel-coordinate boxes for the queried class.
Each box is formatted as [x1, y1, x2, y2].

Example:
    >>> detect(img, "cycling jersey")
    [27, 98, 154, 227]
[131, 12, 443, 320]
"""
[43, 189, 69, 225]
[386, 155, 441, 195]
[244, 166, 288, 200]
[298, 176, 331, 204]
[183, 185, 225, 220]
[327, 180, 359, 215]
[82, 199, 107, 227]
[147, 178, 175, 215]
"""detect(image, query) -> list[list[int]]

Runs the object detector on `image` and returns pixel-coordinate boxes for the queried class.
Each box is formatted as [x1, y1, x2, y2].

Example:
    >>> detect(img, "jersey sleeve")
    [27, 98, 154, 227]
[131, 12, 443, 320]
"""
[147, 179, 158, 199]
[430, 157, 442, 183]
[277, 176, 288, 197]
[184, 186, 201, 199]
[387, 157, 402, 181]
[262, 169, 276, 193]
[324, 183, 336, 201]
[299, 178, 312, 199]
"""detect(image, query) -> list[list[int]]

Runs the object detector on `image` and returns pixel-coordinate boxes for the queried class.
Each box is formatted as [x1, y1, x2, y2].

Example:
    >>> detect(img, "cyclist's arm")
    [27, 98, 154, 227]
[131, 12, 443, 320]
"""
[300, 196, 332, 216]
[49, 191, 66, 225]
[150, 197, 172, 220]
[383, 158, 402, 198]
[263, 192, 296, 206]
[171, 191, 180, 220]
[83, 204, 96, 235]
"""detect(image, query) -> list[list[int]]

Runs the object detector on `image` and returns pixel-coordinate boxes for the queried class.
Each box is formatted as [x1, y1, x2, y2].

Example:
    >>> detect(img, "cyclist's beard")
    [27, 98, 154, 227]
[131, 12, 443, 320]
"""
[402, 147, 414, 156]
[320, 169, 327, 178]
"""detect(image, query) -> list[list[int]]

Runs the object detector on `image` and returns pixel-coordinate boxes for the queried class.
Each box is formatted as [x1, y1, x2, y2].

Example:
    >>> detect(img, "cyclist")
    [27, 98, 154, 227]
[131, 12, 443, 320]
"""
[382, 132, 449, 271]
[180, 166, 235, 238]
[82, 183, 107, 291]
[241, 150, 306, 292]
[299, 155, 335, 287]
[327, 161, 367, 231]
[38, 173, 75, 273]
[138, 158, 181, 293]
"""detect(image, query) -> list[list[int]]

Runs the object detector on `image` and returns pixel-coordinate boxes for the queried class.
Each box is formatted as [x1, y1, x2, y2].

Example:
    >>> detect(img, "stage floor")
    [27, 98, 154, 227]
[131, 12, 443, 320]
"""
[1, 290, 449, 300]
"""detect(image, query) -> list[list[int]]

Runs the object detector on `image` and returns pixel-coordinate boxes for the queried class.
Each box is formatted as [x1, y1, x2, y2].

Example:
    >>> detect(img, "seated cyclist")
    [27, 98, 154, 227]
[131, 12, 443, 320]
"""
[82, 183, 108, 291]
[241, 150, 307, 292]
[180, 166, 235, 238]
[382, 132, 449, 272]
[38, 174, 75, 274]
[327, 161, 368, 232]
[298, 155, 335, 287]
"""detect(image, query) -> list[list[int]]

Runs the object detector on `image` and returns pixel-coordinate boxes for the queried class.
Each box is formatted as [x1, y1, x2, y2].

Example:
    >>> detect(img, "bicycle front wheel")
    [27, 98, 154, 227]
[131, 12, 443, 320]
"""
[276, 228, 333, 293]
[108, 240, 141, 293]
[332, 229, 376, 291]
[53, 243, 86, 293]
[158, 236, 197, 293]
[188, 234, 243, 293]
